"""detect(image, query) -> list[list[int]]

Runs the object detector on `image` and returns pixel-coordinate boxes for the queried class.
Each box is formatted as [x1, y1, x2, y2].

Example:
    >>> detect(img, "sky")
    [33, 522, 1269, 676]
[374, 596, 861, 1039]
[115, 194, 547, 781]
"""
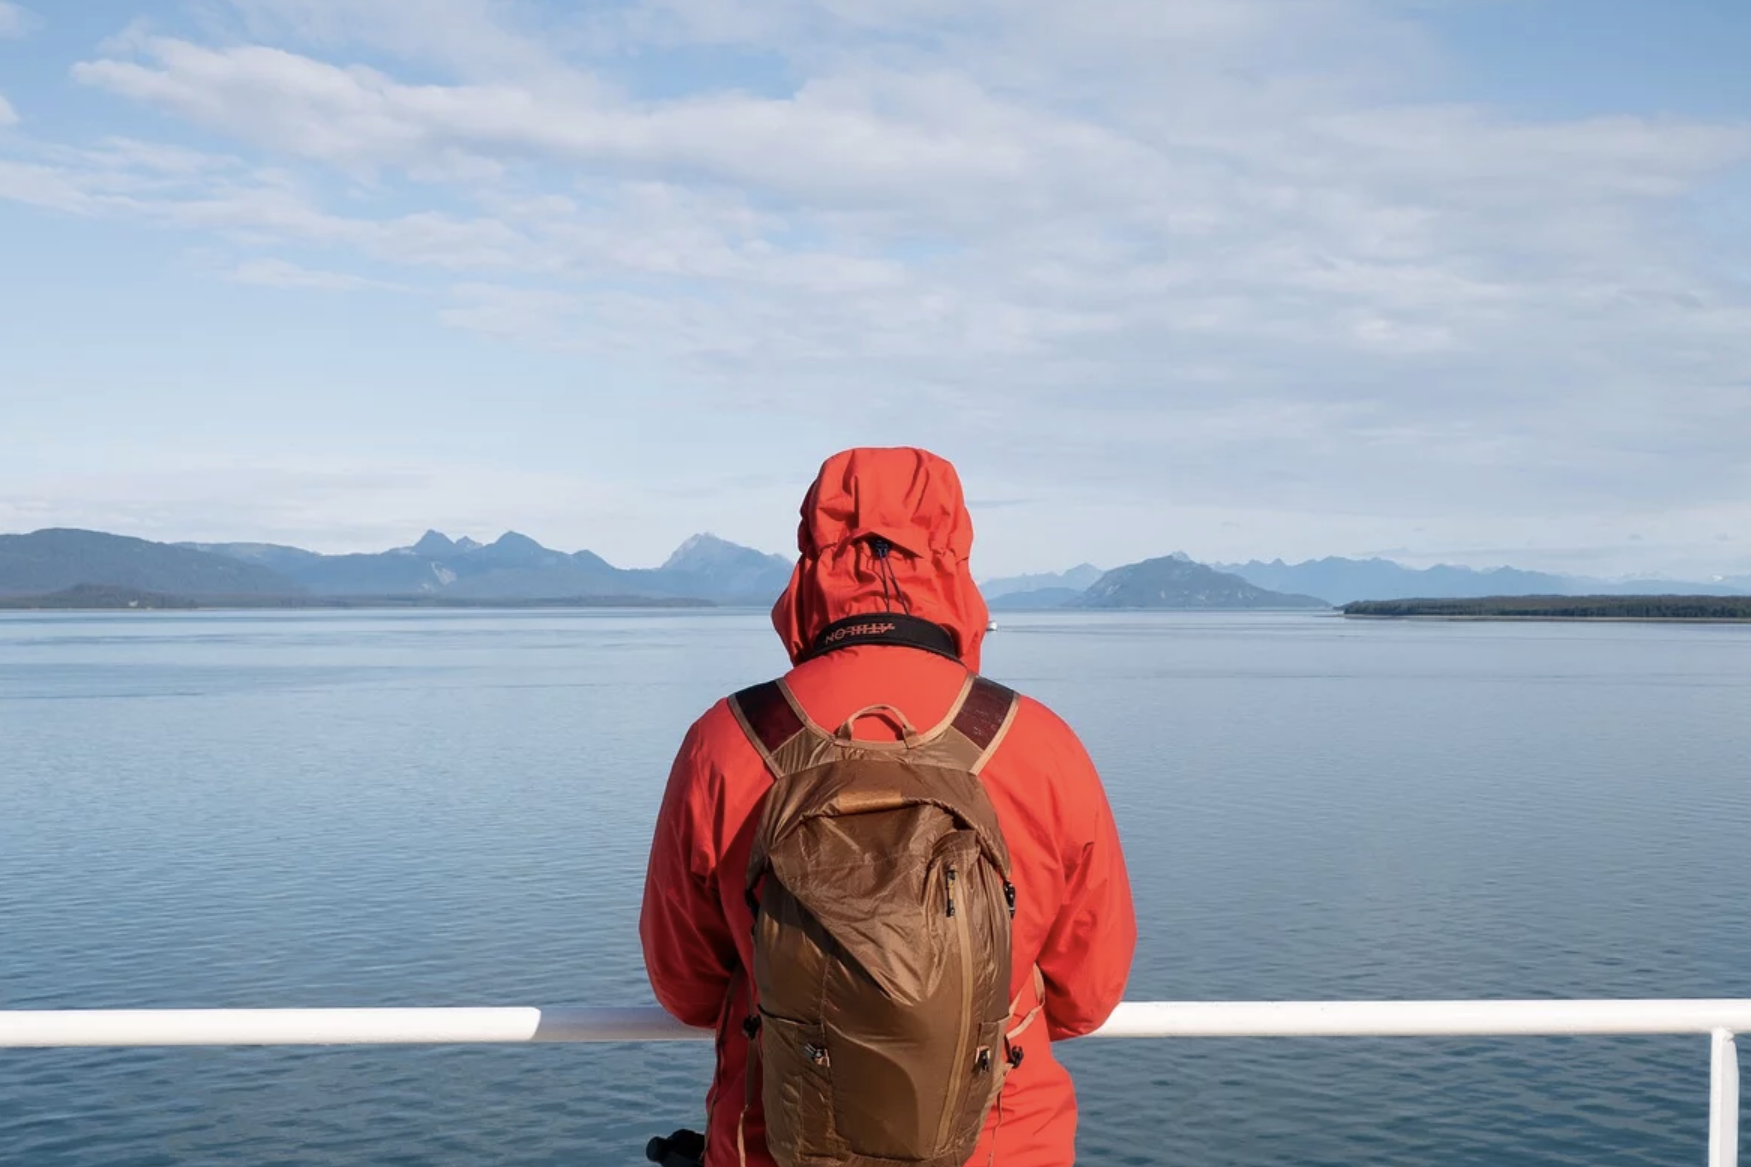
[1, 0, 1748, 579]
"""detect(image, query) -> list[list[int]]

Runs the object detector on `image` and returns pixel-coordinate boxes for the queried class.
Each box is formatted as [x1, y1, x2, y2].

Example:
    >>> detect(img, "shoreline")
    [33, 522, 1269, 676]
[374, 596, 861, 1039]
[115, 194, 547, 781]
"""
[1343, 614, 1751, 625]
[0, 595, 718, 612]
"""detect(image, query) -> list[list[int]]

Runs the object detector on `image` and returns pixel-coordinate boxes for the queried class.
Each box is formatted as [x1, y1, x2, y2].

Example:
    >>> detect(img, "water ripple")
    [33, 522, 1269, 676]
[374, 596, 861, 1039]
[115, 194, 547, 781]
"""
[2, 610, 1747, 1165]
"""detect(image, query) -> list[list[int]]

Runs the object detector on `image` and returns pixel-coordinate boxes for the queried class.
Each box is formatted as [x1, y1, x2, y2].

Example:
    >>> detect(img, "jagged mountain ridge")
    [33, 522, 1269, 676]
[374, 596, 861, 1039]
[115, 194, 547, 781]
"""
[0, 528, 792, 604]
[9, 528, 1746, 607]
[189, 529, 793, 604]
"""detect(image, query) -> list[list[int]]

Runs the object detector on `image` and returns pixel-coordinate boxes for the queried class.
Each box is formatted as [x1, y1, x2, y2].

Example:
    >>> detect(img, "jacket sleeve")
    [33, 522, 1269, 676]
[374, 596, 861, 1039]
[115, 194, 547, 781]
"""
[1034, 718, 1137, 1041]
[639, 713, 738, 1029]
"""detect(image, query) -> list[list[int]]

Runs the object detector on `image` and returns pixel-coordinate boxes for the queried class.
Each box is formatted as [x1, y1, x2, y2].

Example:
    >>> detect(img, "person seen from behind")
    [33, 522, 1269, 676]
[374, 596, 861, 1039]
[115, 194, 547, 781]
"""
[640, 447, 1136, 1167]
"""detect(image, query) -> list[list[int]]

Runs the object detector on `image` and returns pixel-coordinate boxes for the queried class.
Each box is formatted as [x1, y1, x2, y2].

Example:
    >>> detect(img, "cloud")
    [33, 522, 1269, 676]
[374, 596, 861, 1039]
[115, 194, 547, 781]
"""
[0, 460, 660, 557]
[219, 0, 569, 81]
[69, 38, 1076, 205]
[0, 158, 110, 212]
[226, 257, 405, 291]
[78, 136, 242, 175]
[0, 2, 37, 40]
[437, 283, 586, 342]
[2, 0, 1750, 573]
[0, 93, 17, 127]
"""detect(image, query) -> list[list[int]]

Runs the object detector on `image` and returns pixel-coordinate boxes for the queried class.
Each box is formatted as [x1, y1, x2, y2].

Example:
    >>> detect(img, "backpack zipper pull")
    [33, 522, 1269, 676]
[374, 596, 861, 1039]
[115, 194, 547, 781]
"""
[1003, 880, 1016, 918]
[946, 864, 957, 917]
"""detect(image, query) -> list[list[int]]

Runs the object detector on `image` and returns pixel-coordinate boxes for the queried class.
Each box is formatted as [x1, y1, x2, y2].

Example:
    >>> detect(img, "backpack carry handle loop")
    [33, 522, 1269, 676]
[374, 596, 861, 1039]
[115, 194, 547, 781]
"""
[836, 703, 923, 747]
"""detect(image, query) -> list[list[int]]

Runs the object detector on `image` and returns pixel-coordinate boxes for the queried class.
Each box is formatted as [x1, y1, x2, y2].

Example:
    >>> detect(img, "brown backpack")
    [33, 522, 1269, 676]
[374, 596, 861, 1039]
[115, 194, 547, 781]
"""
[726, 672, 1042, 1167]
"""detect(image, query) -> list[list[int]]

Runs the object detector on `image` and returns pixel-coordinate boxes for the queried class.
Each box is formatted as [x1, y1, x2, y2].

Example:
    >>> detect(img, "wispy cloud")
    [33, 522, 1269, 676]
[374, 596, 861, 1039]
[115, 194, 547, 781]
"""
[0, 460, 668, 558]
[0, 2, 38, 40]
[225, 257, 405, 291]
[0, 0, 1748, 574]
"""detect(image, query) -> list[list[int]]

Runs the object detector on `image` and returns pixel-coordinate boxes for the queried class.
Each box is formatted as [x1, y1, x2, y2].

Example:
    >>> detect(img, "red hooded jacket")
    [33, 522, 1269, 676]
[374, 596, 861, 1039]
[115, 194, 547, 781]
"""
[640, 447, 1136, 1167]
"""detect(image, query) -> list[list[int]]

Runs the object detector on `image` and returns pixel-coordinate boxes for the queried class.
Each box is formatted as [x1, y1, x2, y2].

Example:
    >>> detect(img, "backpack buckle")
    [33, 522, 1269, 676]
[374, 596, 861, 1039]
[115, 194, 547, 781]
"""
[741, 1015, 761, 1040]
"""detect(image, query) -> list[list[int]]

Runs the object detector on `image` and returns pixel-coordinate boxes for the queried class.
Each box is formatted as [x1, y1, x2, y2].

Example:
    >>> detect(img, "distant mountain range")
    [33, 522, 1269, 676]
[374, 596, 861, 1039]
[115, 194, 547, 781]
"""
[986, 586, 1087, 611]
[0, 530, 296, 598]
[988, 555, 1751, 610]
[980, 564, 1106, 600]
[183, 528, 796, 604]
[3, 527, 1745, 610]
[1214, 557, 1751, 605]
[983, 551, 1326, 611]
[1069, 556, 1328, 610]
[0, 528, 794, 606]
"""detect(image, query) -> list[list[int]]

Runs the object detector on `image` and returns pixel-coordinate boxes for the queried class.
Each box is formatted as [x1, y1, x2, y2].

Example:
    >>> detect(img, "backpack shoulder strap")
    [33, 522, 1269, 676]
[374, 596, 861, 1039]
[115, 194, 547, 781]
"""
[730, 673, 1021, 776]
[727, 680, 807, 776]
[937, 674, 1020, 776]
[951, 675, 1019, 773]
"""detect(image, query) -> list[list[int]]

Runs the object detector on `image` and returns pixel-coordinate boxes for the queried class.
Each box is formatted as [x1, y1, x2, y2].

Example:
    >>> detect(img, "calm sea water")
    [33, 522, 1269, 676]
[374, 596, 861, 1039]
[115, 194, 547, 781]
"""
[2, 609, 1749, 1166]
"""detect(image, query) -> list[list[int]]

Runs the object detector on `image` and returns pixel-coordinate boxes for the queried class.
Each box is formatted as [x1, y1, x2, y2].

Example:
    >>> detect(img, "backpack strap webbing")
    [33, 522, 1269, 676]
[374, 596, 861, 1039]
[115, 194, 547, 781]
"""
[727, 681, 804, 772]
[951, 676, 1020, 776]
[729, 674, 1020, 780]
[1005, 964, 1047, 1044]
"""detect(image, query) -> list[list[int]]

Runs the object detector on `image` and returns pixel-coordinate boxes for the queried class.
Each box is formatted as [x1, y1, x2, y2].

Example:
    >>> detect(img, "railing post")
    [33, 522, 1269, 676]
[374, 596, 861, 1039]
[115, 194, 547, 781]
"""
[1712, 1028, 1740, 1167]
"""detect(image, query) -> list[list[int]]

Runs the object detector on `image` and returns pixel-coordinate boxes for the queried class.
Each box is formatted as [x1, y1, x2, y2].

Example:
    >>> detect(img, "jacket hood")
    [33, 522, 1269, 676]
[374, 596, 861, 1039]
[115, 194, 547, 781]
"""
[772, 447, 989, 672]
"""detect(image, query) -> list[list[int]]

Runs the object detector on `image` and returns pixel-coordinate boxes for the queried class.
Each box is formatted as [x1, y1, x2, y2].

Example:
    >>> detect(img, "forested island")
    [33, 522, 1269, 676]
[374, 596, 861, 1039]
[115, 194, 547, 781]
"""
[1342, 596, 1751, 621]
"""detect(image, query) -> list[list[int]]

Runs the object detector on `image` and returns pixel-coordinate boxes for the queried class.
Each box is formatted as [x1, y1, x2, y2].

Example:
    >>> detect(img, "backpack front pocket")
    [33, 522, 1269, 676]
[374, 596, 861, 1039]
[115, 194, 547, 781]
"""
[758, 1009, 839, 1161]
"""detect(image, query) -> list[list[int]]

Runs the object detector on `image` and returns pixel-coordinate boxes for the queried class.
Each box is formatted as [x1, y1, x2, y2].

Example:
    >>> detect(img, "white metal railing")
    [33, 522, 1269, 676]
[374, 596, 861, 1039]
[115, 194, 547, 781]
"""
[0, 1001, 1741, 1166]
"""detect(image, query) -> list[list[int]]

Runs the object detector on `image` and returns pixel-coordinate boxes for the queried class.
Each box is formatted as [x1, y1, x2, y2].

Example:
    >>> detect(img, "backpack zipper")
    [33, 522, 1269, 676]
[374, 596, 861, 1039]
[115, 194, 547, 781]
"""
[936, 861, 975, 1154]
